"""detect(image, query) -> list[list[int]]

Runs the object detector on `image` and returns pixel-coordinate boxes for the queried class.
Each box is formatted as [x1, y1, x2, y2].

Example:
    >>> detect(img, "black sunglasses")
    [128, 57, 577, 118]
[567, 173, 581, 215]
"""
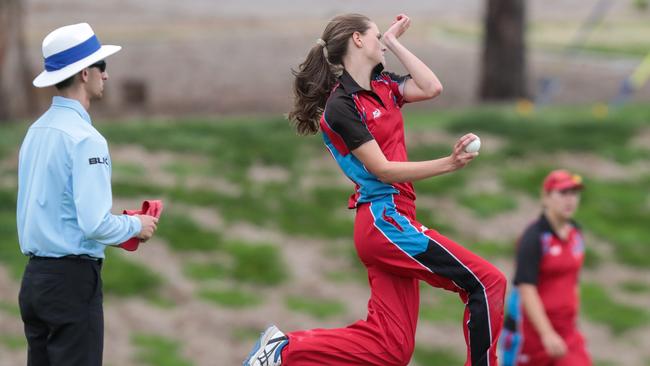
[89, 60, 107, 72]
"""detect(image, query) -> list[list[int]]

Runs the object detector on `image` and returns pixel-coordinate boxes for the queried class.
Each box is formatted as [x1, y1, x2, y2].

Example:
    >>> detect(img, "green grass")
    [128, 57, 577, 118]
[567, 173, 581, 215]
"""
[413, 170, 469, 197]
[100, 118, 322, 182]
[413, 345, 464, 366]
[407, 143, 454, 161]
[581, 282, 650, 334]
[225, 242, 288, 286]
[162, 160, 212, 178]
[464, 241, 514, 259]
[231, 326, 264, 342]
[285, 295, 346, 319]
[96, 106, 649, 252]
[112, 180, 168, 198]
[620, 280, 650, 294]
[583, 247, 602, 269]
[444, 105, 650, 162]
[323, 244, 368, 285]
[457, 192, 518, 218]
[274, 187, 354, 238]
[198, 288, 262, 308]
[324, 270, 368, 287]
[102, 250, 162, 298]
[0, 210, 26, 279]
[162, 187, 270, 226]
[0, 301, 20, 317]
[183, 261, 226, 281]
[112, 162, 146, 178]
[415, 207, 456, 235]
[0, 188, 16, 210]
[419, 287, 464, 324]
[500, 165, 552, 196]
[115, 182, 356, 239]
[594, 360, 618, 366]
[0, 122, 27, 159]
[147, 295, 177, 309]
[0, 334, 26, 350]
[132, 334, 193, 366]
[181, 240, 288, 286]
[156, 213, 221, 251]
[576, 178, 650, 267]
[3, 105, 650, 328]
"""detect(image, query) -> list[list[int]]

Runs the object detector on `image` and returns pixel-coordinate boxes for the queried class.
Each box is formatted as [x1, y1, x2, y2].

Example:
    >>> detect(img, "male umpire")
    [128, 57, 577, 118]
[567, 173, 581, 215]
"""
[16, 23, 158, 366]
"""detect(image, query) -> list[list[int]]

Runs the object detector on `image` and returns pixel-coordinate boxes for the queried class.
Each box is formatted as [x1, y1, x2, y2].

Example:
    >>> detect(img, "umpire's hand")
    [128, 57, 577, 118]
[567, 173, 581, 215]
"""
[136, 214, 159, 242]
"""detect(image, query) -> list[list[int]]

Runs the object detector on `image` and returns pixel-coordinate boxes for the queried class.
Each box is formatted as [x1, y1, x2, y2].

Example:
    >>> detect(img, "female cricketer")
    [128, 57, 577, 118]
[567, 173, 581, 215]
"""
[501, 170, 591, 366]
[244, 13, 506, 366]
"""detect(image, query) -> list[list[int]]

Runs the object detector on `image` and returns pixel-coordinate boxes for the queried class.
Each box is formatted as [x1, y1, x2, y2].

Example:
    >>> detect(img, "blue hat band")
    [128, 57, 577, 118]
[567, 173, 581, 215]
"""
[44, 35, 101, 72]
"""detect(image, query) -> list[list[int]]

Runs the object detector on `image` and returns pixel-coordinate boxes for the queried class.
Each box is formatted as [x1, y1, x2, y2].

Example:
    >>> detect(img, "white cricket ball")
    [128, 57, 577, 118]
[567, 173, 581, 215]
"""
[465, 137, 481, 153]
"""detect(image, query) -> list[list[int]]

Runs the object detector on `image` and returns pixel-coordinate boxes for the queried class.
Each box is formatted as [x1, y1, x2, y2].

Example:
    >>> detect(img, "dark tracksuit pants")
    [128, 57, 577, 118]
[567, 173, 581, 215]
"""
[19, 256, 104, 366]
[282, 195, 506, 366]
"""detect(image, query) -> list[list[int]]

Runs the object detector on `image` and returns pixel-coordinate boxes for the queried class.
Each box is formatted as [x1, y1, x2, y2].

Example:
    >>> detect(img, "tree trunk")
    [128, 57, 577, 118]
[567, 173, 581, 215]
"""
[15, 0, 38, 116]
[479, 0, 527, 101]
[0, 0, 35, 122]
[0, 0, 12, 121]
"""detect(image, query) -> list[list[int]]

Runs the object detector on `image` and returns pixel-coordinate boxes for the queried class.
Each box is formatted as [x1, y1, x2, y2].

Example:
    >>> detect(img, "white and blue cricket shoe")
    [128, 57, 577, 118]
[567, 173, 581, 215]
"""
[243, 325, 288, 366]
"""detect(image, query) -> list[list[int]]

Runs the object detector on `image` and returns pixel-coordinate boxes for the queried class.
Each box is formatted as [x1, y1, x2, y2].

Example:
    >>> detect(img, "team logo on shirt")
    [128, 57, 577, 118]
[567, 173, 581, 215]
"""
[372, 109, 381, 119]
[549, 245, 562, 256]
[88, 156, 110, 166]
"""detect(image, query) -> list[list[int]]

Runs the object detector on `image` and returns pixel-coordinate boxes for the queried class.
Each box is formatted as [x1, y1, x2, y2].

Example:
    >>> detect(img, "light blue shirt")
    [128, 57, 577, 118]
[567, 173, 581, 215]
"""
[16, 96, 141, 258]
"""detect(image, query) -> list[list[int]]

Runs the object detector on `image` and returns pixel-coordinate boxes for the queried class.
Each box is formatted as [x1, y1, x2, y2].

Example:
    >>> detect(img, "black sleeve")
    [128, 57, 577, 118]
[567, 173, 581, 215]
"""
[381, 71, 411, 107]
[324, 94, 374, 151]
[382, 71, 411, 85]
[513, 225, 542, 285]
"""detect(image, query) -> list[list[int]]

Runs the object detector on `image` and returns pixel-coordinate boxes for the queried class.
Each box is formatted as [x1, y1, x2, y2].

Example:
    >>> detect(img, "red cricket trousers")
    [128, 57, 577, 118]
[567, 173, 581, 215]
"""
[518, 321, 591, 366]
[282, 195, 506, 366]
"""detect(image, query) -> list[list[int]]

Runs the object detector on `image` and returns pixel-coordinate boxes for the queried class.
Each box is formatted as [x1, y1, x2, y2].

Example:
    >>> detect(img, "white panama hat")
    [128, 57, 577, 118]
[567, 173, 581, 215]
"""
[33, 23, 121, 88]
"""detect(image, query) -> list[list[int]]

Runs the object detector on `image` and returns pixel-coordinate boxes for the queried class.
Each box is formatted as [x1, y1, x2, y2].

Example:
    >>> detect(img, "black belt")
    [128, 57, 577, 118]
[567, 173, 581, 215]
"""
[29, 254, 102, 262]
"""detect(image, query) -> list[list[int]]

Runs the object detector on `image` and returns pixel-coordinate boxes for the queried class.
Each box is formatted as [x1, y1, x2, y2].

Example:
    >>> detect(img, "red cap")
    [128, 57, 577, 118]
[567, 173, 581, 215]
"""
[543, 170, 584, 192]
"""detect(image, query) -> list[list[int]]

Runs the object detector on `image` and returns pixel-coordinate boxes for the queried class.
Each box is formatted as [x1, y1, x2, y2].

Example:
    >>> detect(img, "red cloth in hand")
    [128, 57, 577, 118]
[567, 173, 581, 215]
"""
[118, 200, 163, 251]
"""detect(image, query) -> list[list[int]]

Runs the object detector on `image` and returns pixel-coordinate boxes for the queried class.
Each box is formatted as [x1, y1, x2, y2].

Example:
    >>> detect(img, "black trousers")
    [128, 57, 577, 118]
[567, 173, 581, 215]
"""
[19, 256, 104, 366]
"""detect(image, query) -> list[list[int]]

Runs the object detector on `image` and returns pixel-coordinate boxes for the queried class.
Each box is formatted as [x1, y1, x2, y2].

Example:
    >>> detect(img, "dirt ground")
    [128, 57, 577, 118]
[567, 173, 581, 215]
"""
[3, 0, 649, 118]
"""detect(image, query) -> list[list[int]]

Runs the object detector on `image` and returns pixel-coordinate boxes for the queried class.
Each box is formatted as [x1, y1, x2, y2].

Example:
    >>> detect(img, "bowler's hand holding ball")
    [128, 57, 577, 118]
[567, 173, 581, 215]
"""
[465, 136, 481, 153]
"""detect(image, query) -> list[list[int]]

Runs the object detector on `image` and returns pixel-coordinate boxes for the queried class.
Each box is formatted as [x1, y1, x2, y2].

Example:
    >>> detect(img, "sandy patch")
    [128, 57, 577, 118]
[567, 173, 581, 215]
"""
[631, 127, 650, 150]
[555, 152, 642, 180]
[247, 164, 290, 183]
[417, 193, 540, 243]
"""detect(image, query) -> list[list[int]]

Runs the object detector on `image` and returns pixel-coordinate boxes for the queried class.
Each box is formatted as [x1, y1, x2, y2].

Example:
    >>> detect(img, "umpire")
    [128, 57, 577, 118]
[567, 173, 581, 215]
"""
[16, 23, 158, 366]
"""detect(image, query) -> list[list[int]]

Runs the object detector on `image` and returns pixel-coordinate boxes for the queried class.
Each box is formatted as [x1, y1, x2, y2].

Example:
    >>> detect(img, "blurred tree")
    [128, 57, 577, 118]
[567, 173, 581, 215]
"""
[0, 0, 11, 121]
[479, 0, 527, 101]
[0, 0, 36, 122]
[634, 0, 648, 10]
